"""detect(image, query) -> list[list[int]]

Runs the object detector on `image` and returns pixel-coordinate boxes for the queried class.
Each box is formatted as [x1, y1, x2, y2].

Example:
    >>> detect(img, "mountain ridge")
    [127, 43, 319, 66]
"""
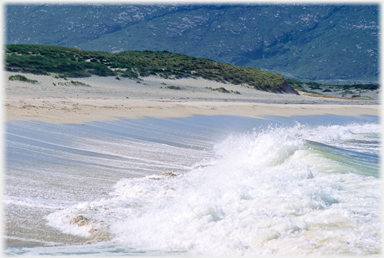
[5, 4, 379, 83]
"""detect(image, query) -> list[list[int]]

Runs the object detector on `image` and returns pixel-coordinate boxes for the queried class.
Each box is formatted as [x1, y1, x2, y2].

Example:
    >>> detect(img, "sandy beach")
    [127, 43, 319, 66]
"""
[4, 71, 380, 124]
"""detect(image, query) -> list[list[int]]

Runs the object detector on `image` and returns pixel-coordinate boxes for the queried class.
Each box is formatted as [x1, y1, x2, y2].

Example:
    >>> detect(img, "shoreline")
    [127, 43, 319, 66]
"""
[4, 71, 380, 124]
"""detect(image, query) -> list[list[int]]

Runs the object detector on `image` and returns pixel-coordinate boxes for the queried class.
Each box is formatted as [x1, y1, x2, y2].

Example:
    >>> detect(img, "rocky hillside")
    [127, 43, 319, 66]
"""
[5, 4, 379, 83]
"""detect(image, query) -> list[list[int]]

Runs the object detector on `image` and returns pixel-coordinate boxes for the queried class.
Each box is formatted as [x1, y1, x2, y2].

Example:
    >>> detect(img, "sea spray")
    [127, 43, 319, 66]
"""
[46, 122, 380, 255]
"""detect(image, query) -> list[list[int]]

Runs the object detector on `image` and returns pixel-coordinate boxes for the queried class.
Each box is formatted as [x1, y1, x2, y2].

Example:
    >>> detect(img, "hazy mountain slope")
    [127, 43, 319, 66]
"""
[5, 4, 379, 83]
[5, 4, 196, 46]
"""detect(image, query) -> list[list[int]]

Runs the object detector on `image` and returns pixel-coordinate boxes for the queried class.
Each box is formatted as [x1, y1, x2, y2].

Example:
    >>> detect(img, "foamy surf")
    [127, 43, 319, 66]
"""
[42, 121, 380, 256]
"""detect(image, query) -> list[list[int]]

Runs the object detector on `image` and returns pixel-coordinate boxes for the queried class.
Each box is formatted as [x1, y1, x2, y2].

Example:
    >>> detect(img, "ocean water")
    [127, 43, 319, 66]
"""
[4, 115, 380, 256]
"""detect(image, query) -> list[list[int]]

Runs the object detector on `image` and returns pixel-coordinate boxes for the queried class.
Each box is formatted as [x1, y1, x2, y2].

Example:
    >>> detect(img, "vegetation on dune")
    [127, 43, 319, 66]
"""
[56, 80, 90, 87]
[5, 44, 292, 93]
[206, 86, 240, 94]
[8, 74, 38, 84]
[165, 86, 183, 90]
[211, 87, 230, 93]
[286, 78, 379, 99]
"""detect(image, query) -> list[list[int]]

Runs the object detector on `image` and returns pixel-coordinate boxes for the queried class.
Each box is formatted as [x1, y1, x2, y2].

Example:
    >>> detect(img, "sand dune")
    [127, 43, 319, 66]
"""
[4, 71, 380, 124]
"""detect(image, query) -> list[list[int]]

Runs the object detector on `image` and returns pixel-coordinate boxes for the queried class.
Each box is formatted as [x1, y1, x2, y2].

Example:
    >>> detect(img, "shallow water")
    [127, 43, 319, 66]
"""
[4, 115, 380, 256]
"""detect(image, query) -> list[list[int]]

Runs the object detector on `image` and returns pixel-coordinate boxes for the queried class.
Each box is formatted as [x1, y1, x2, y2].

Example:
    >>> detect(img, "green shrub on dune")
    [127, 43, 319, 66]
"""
[165, 86, 182, 90]
[5, 44, 291, 93]
[8, 74, 38, 84]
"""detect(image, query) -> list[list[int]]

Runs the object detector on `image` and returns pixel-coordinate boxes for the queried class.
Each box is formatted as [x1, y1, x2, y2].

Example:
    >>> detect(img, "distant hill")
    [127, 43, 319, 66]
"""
[5, 4, 379, 83]
[5, 44, 298, 94]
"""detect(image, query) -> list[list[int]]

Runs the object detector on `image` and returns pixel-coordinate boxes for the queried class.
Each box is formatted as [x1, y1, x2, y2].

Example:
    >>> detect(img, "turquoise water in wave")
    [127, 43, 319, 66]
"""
[5, 115, 380, 256]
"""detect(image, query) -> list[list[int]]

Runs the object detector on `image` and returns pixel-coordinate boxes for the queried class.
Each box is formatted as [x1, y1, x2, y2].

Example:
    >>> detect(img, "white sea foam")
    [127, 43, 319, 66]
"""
[46, 123, 380, 255]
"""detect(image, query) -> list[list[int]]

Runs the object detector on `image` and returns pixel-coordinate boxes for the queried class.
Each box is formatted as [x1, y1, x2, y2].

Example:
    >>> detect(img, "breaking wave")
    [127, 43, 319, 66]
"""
[46, 122, 380, 256]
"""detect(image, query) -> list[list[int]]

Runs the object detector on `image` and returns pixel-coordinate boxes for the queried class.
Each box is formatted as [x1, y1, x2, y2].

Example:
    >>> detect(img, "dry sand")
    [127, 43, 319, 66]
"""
[4, 71, 380, 124]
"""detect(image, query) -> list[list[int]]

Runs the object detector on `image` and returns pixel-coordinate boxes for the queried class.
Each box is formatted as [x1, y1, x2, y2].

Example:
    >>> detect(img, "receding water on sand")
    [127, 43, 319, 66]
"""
[5, 115, 380, 255]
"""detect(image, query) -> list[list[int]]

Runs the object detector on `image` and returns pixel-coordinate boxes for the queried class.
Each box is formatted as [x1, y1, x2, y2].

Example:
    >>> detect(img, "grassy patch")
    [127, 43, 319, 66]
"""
[57, 80, 90, 87]
[206, 87, 240, 94]
[212, 87, 230, 93]
[70, 80, 90, 87]
[8, 74, 38, 84]
[206, 87, 230, 93]
[165, 86, 182, 90]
